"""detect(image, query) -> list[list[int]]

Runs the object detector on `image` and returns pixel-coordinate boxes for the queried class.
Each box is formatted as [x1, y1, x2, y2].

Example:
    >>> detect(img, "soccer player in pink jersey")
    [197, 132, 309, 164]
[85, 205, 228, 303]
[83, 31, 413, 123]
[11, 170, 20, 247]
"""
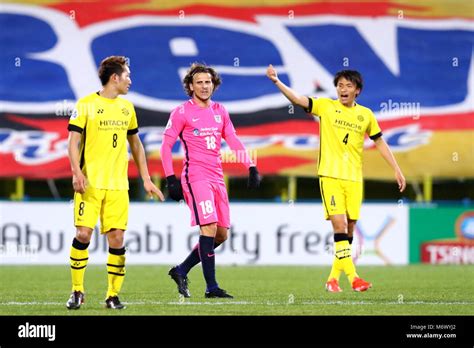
[161, 63, 261, 298]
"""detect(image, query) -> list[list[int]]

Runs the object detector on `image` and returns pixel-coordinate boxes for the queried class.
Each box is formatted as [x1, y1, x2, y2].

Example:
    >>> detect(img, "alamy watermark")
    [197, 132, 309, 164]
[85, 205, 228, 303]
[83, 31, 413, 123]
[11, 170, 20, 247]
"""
[54, 100, 97, 119]
[220, 149, 258, 165]
[380, 99, 421, 119]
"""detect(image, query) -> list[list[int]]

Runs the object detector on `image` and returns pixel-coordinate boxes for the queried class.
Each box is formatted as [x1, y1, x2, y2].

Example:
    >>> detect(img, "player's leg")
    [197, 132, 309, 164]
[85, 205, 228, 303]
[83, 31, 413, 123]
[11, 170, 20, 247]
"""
[346, 181, 372, 292]
[327, 214, 349, 292]
[168, 181, 218, 297]
[329, 214, 359, 284]
[177, 180, 218, 277]
[104, 229, 126, 309]
[70, 226, 93, 293]
[346, 218, 370, 291]
[67, 189, 102, 309]
[346, 178, 363, 246]
[198, 224, 231, 298]
[102, 189, 129, 309]
[199, 222, 220, 294]
[203, 226, 233, 298]
[320, 176, 346, 292]
[174, 227, 228, 278]
[215, 226, 228, 245]
[214, 181, 230, 246]
[173, 181, 226, 275]
[67, 226, 93, 309]
[203, 181, 233, 298]
[169, 178, 197, 279]
[347, 219, 356, 245]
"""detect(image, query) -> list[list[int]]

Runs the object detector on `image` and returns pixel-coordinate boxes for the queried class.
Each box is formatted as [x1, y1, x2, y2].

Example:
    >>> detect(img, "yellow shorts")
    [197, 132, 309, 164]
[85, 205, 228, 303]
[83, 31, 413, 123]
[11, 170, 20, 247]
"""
[74, 187, 129, 234]
[319, 176, 363, 220]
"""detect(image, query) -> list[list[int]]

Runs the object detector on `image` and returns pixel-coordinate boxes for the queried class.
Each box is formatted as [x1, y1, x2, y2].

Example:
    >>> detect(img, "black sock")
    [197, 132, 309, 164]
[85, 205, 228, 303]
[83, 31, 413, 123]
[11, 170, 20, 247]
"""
[72, 237, 90, 250]
[198, 235, 218, 291]
[178, 241, 222, 275]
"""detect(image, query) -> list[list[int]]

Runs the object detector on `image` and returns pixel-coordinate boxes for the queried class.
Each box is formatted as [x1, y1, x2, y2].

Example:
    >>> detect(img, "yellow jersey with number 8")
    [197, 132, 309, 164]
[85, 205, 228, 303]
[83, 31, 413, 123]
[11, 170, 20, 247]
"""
[307, 97, 382, 182]
[68, 92, 138, 190]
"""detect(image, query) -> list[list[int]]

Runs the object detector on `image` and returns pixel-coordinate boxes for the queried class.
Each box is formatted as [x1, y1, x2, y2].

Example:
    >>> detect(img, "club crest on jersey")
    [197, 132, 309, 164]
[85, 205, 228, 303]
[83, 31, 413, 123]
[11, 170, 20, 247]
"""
[121, 107, 129, 116]
[214, 114, 222, 123]
[70, 108, 78, 120]
[358, 115, 364, 122]
[193, 128, 200, 136]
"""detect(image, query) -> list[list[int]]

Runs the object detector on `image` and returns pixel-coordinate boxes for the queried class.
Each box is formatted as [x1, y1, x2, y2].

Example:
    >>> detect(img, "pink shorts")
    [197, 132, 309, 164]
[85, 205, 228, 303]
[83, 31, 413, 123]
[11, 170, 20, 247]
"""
[182, 180, 230, 228]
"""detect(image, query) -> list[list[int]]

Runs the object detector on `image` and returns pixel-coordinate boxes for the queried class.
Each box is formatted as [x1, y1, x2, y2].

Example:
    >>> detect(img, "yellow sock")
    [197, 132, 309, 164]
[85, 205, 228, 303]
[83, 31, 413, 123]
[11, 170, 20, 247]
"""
[334, 239, 358, 284]
[328, 259, 342, 281]
[106, 248, 126, 299]
[342, 256, 358, 284]
[70, 238, 89, 292]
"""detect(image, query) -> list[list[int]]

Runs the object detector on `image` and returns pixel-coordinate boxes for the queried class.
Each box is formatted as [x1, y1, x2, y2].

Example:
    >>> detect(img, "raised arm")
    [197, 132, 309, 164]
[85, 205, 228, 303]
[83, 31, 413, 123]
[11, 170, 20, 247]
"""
[128, 134, 165, 201]
[374, 137, 406, 192]
[266, 64, 309, 110]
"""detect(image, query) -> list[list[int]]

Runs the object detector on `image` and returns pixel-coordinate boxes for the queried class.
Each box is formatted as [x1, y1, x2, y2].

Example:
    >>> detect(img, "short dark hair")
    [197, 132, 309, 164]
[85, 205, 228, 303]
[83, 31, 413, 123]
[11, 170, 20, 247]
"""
[183, 63, 222, 97]
[333, 70, 363, 95]
[98, 56, 128, 86]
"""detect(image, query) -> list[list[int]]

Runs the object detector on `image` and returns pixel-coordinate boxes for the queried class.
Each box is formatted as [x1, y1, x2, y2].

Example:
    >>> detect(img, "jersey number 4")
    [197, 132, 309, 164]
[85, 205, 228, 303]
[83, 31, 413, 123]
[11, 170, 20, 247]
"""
[343, 133, 349, 145]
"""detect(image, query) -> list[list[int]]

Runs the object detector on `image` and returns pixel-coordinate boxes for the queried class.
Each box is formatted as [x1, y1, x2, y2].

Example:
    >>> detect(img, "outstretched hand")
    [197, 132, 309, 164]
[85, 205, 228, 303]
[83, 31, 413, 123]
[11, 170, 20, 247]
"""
[396, 170, 406, 192]
[144, 179, 165, 201]
[266, 64, 279, 83]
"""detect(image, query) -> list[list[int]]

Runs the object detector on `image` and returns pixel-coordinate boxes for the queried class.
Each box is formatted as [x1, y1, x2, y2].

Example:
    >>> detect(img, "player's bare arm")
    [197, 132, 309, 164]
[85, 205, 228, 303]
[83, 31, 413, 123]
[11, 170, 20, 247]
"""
[128, 134, 165, 201]
[266, 64, 309, 109]
[374, 137, 406, 192]
[67, 130, 86, 194]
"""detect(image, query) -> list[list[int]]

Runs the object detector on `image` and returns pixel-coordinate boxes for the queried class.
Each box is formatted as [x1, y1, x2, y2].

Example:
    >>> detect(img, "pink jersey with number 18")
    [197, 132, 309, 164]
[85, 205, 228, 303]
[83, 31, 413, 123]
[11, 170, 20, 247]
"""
[162, 99, 249, 184]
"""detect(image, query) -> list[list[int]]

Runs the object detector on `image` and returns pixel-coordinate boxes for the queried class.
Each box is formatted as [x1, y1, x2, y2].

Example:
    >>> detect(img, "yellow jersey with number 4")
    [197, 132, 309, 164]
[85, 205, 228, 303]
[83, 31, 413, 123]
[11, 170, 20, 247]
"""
[307, 97, 382, 182]
[68, 92, 138, 190]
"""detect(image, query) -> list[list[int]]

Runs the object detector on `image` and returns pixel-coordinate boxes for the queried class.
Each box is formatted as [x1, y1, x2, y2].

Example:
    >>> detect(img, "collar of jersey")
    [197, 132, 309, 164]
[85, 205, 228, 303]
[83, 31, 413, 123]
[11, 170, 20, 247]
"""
[336, 99, 358, 110]
[96, 91, 119, 103]
[189, 98, 214, 109]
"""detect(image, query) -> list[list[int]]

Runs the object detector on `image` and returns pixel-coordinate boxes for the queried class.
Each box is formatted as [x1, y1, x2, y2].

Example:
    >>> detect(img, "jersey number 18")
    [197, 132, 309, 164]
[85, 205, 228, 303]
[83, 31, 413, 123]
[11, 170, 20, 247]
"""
[205, 136, 216, 150]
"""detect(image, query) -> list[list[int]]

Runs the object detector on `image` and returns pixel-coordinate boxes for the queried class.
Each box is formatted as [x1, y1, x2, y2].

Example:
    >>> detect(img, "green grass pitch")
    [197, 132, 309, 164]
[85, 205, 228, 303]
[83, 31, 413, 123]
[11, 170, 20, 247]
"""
[0, 265, 473, 315]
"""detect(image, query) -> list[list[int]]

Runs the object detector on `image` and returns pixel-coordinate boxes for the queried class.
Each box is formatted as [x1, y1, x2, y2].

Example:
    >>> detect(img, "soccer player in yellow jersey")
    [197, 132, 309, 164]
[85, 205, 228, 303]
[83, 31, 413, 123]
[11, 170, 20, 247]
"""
[66, 56, 164, 309]
[267, 65, 406, 292]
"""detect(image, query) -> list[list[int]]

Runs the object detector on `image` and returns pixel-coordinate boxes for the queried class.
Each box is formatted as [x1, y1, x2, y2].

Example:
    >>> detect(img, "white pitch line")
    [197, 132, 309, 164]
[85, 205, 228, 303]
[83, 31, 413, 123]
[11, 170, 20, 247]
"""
[0, 302, 63, 306]
[166, 301, 254, 305]
[1, 300, 473, 306]
[302, 301, 474, 306]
